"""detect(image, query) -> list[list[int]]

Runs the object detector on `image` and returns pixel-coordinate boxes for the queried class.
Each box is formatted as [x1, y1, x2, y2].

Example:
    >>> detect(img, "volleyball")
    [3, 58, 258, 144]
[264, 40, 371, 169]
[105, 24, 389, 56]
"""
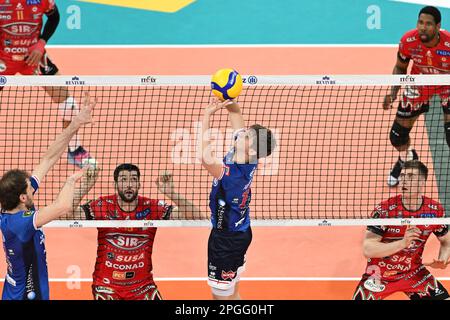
[211, 68, 243, 101]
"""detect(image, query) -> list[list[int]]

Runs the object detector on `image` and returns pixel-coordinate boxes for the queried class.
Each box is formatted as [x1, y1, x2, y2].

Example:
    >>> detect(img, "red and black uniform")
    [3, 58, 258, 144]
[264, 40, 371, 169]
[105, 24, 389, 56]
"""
[396, 29, 450, 118]
[81, 195, 173, 300]
[353, 195, 449, 300]
[0, 0, 59, 75]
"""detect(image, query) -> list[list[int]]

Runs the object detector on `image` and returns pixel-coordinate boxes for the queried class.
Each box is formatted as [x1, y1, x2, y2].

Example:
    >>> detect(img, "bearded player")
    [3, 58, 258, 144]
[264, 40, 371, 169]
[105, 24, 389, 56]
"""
[0, 0, 93, 167]
[70, 163, 201, 300]
[353, 160, 450, 300]
[384, 6, 450, 187]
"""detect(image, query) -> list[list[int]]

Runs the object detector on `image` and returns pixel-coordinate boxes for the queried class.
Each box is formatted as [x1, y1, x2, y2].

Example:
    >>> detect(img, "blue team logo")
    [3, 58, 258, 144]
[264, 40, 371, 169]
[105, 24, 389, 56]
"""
[26, 0, 41, 5]
[0, 76, 7, 85]
[437, 50, 450, 57]
[136, 208, 151, 220]
[419, 213, 436, 218]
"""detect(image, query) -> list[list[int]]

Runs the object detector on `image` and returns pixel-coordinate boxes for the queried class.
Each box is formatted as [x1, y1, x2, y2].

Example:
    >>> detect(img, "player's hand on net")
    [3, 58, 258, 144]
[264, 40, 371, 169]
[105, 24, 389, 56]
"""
[383, 94, 396, 110]
[75, 92, 97, 126]
[424, 259, 450, 269]
[156, 170, 175, 196]
[401, 225, 422, 249]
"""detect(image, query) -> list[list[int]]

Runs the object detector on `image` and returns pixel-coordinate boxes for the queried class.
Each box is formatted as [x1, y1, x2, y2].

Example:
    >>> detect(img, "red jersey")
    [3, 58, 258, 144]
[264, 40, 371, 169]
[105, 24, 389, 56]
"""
[82, 195, 173, 288]
[0, 0, 54, 62]
[398, 29, 450, 75]
[366, 195, 448, 281]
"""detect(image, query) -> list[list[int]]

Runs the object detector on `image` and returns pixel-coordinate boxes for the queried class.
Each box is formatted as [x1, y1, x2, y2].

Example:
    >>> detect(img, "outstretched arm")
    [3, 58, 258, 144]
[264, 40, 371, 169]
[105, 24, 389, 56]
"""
[68, 165, 101, 219]
[32, 93, 96, 182]
[35, 168, 86, 228]
[224, 100, 245, 132]
[199, 99, 229, 179]
[156, 171, 204, 219]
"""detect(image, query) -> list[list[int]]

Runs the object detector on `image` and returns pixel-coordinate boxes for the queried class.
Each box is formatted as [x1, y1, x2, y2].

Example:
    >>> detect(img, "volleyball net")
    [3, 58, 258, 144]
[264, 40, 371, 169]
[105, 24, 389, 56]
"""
[1, 74, 450, 227]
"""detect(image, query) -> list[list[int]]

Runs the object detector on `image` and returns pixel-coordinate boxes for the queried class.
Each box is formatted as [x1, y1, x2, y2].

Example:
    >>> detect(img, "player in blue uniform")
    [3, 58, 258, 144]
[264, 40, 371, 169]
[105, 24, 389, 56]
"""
[200, 99, 276, 300]
[0, 93, 96, 300]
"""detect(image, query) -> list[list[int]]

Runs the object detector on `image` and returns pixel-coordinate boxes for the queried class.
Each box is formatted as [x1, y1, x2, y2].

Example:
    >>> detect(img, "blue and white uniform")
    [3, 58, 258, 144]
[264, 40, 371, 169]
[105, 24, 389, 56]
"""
[207, 129, 256, 295]
[0, 176, 49, 300]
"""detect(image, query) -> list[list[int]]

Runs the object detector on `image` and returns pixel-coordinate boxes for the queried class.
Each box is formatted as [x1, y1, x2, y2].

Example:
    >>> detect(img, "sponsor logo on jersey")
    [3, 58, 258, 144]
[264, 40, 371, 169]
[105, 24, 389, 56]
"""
[105, 260, 144, 270]
[26, 0, 41, 5]
[115, 253, 145, 262]
[2, 22, 39, 36]
[105, 233, 150, 250]
[387, 227, 401, 233]
[0, 14, 12, 20]
[107, 252, 114, 260]
[221, 270, 236, 281]
[136, 208, 151, 219]
[6, 274, 16, 287]
[94, 286, 114, 294]
[406, 36, 416, 42]
[383, 270, 398, 277]
[427, 204, 438, 210]
[419, 212, 436, 218]
[0, 60, 6, 73]
[437, 50, 450, 57]
[112, 271, 135, 280]
[363, 278, 385, 292]
[22, 210, 33, 217]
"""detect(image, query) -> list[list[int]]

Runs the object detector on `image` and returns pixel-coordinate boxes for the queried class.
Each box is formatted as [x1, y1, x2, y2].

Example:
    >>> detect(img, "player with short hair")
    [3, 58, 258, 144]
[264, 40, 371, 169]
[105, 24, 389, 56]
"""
[71, 164, 202, 300]
[0, 0, 94, 167]
[199, 99, 276, 300]
[353, 160, 450, 300]
[383, 6, 450, 187]
[0, 93, 96, 300]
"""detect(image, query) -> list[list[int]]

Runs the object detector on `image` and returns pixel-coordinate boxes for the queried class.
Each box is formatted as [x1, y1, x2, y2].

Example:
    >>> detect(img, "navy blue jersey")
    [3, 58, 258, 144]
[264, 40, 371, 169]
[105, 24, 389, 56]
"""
[0, 176, 49, 300]
[209, 130, 257, 232]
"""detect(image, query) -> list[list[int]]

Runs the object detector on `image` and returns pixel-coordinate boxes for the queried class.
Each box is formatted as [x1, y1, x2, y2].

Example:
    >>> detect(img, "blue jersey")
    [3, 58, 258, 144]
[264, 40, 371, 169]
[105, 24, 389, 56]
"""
[209, 140, 257, 232]
[0, 176, 49, 300]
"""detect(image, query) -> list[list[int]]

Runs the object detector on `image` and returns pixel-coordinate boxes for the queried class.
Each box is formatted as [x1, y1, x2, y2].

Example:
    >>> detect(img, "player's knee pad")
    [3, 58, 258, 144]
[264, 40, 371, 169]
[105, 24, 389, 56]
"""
[390, 121, 411, 147]
[444, 122, 450, 148]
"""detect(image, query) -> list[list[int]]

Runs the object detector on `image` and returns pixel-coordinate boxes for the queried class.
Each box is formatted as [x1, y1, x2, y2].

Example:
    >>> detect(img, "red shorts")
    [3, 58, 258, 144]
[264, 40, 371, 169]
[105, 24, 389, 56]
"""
[92, 283, 162, 300]
[352, 267, 449, 300]
[0, 57, 38, 75]
[397, 85, 450, 118]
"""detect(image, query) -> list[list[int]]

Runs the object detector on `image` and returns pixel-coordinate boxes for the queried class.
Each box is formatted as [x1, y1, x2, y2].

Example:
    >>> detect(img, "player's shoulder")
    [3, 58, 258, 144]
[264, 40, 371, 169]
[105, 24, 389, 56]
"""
[400, 29, 419, 42]
[372, 196, 401, 218]
[137, 196, 159, 207]
[422, 196, 444, 214]
[93, 195, 116, 207]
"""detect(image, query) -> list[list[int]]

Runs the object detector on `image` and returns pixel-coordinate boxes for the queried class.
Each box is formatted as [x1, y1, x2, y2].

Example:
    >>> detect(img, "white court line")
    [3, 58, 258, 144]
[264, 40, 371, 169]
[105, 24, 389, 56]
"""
[2, 277, 449, 282]
[46, 44, 398, 49]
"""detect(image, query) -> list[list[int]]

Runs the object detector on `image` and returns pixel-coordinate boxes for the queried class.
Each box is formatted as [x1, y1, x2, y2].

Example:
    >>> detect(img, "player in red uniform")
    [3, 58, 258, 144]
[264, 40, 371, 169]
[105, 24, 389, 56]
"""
[71, 163, 201, 300]
[353, 160, 450, 300]
[0, 0, 93, 167]
[383, 6, 450, 187]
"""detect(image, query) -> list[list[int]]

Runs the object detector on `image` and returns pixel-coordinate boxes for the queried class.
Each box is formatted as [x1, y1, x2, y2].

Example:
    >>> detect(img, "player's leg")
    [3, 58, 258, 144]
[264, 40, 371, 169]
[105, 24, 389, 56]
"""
[92, 285, 119, 300]
[207, 228, 252, 300]
[124, 283, 163, 300]
[39, 53, 94, 167]
[351, 275, 394, 300]
[387, 86, 429, 187]
[405, 269, 450, 300]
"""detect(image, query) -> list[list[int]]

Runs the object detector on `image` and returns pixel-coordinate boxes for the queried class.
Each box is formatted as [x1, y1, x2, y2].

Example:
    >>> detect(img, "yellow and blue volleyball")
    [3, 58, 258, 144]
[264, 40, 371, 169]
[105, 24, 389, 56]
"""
[211, 68, 243, 101]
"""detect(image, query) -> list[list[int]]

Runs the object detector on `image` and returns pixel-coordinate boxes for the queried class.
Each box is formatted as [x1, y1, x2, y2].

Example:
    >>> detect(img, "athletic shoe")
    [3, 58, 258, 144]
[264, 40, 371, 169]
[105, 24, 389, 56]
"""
[387, 157, 404, 187]
[67, 146, 94, 168]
